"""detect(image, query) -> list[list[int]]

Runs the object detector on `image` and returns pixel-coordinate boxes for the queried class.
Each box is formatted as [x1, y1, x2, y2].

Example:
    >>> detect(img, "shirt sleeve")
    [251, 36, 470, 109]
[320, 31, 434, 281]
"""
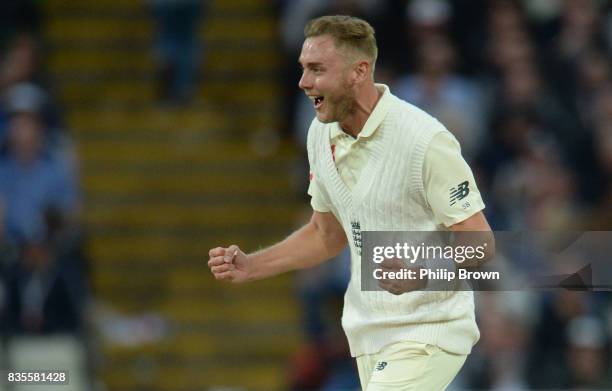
[423, 132, 485, 227]
[306, 119, 332, 213]
[307, 171, 332, 213]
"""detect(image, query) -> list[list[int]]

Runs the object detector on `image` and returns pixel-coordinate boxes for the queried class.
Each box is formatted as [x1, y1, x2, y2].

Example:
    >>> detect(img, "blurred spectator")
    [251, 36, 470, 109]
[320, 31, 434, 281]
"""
[0, 34, 65, 142]
[148, 0, 205, 105]
[556, 0, 603, 62]
[2, 82, 78, 178]
[0, 34, 41, 141]
[565, 316, 611, 389]
[486, 31, 535, 89]
[546, 0, 608, 115]
[488, 124, 576, 230]
[587, 87, 612, 229]
[571, 49, 611, 127]
[0, 105, 79, 244]
[406, 0, 452, 41]
[394, 34, 485, 159]
[1, 82, 45, 147]
[526, 291, 591, 389]
[0, 34, 41, 90]
[496, 60, 581, 163]
[446, 0, 489, 74]
[459, 292, 533, 390]
[0, 74, 86, 337]
[4, 236, 88, 334]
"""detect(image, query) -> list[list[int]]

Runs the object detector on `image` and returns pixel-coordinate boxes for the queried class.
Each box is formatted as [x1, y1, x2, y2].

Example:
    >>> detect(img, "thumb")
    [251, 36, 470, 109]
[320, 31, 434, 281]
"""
[224, 245, 239, 263]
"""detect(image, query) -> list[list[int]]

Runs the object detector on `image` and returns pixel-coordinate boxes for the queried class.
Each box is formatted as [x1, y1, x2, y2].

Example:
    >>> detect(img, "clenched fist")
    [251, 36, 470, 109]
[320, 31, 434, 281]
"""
[207, 245, 251, 283]
[377, 259, 427, 295]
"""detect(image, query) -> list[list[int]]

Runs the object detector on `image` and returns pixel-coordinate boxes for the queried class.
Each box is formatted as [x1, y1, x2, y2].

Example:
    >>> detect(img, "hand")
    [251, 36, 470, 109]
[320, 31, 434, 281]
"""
[377, 259, 427, 295]
[208, 245, 251, 284]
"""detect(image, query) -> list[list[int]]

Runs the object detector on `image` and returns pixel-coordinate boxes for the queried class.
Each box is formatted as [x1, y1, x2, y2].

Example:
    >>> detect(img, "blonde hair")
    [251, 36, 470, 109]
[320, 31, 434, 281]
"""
[304, 15, 378, 70]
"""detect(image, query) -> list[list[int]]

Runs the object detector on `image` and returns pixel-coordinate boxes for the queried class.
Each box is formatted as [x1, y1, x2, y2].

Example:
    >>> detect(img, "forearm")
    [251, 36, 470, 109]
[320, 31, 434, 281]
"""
[449, 212, 495, 268]
[453, 230, 496, 268]
[247, 221, 347, 281]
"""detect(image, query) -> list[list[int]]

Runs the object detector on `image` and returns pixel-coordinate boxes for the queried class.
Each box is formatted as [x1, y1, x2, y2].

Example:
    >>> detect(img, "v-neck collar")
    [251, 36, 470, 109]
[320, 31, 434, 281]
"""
[323, 84, 394, 209]
[330, 84, 393, 141]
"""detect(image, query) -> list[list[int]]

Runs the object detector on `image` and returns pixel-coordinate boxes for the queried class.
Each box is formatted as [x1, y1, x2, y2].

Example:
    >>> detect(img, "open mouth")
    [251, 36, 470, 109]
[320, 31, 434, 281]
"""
[309, 95, 325, 109]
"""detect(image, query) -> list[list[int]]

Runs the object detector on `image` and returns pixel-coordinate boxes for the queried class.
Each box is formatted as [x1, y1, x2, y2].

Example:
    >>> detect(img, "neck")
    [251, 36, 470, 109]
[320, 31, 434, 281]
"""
[339, 82, 381, 137]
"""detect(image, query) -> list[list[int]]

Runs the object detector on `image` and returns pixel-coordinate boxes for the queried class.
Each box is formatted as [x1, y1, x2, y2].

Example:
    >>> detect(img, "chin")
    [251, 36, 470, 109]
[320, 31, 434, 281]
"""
[316, 111, 335, 124]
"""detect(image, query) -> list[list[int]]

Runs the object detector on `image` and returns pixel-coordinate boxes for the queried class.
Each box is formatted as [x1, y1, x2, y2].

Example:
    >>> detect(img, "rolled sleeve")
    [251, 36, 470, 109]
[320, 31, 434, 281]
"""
[423, 132, 485, 227]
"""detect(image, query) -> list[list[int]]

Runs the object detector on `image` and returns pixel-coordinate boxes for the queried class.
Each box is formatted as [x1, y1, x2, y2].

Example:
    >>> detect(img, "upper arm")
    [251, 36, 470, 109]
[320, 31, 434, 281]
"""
[450, 211, 495, 264]
[311, 211, 347, 250]
[449, 210, 491, 232]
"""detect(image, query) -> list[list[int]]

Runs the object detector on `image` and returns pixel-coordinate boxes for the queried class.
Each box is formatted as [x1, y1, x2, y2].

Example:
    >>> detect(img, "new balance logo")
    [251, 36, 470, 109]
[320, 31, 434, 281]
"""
[375, 361, 387, 371]
[449, 181, 470, 206]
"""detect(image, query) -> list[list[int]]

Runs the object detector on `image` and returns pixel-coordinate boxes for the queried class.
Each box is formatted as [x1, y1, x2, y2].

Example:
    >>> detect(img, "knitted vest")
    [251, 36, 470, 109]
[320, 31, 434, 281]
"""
[306, 95, 479, 357]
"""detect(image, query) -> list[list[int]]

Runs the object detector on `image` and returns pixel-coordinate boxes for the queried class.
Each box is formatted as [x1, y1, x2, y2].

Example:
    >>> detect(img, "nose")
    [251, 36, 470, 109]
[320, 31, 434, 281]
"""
[298, 70, 311, 90]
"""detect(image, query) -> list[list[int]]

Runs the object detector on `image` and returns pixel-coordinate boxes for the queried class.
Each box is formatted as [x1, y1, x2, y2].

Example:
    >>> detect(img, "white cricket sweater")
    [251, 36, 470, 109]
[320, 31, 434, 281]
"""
[306, 91, 480, 357]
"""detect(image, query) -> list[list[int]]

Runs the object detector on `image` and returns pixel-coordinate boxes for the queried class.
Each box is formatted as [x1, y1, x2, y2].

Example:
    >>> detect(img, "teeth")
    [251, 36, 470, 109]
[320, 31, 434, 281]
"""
[308, 95, 324, 106]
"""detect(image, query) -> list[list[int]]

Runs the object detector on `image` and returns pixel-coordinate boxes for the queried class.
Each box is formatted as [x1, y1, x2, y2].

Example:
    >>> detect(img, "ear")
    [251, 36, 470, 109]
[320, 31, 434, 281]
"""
[351, 60, 370, 84]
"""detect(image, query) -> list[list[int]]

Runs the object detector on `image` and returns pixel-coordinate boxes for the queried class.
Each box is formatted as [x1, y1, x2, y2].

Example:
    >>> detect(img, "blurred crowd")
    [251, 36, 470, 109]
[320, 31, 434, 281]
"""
[148, 0, 206, 106]
[279, 0, 612, 390]
[0, 2, 88, 341]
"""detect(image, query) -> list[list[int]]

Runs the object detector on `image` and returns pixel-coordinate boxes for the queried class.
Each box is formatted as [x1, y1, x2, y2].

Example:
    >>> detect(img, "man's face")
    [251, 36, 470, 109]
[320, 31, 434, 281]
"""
[298, 35, 356, 123]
